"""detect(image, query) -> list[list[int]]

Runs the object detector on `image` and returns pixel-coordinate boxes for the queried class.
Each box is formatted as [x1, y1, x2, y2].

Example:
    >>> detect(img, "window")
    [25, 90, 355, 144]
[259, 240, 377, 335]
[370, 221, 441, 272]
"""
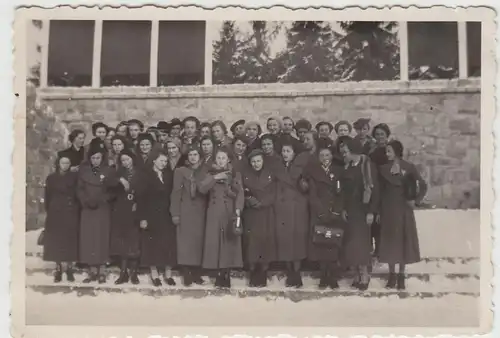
[408, 22, 459, 80]
[467, 22, 481, 77]
[47, 20, 94, 87]
[158, 21, 206, 86]
[101, 21, 152, 86]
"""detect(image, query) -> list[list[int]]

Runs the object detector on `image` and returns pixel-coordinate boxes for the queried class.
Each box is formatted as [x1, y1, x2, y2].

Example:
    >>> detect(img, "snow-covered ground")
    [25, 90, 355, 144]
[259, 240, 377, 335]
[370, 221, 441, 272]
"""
[24, 209, 482, 327]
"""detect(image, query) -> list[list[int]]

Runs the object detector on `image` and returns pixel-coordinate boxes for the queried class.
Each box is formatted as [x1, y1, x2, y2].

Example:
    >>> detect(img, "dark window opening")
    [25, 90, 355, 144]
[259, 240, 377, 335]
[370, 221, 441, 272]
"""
[158, 21, 205, 86]
[47, 20, 94, 87]
[101, 21, 151, 86]
[467, 22, 481, 77]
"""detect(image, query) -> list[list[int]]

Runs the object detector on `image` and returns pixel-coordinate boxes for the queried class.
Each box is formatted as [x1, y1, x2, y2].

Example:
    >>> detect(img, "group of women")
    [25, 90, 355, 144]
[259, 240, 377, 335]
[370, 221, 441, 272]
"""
[41, 115, 427, 291]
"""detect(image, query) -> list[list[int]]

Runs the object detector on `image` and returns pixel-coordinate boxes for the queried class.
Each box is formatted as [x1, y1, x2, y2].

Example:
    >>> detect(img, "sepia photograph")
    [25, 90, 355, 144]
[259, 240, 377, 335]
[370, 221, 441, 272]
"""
[11, 4, 495, 337]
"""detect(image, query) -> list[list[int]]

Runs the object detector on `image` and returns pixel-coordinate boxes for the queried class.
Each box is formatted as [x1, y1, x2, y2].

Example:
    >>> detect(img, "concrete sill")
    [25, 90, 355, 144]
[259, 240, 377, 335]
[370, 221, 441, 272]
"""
[37, 78, 481, 100]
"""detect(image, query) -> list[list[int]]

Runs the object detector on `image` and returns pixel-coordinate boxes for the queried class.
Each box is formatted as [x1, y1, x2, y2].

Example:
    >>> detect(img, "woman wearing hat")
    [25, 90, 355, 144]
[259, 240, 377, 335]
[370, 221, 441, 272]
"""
[43, 153, 80, 283]
[197, 147, 244, 288]
[315, 121, 335, 148]
[273, 140, 310, 288]
[77, 140, 114, 284]
[306, 145, 345, 289]
[83, 122, 109, 163]
[107, 149, 142, 285]
[353, 118, 376, 155]
[135, 150, 177, 287]
[230, 119, 246, 138]
[337, 136, 380, 290]
[378, 140, 427, 290]
[294, 119, 312, 144]
[170, 145, 207, 286]
[241, 149, 278, 287]
[169, 118, 183, 138]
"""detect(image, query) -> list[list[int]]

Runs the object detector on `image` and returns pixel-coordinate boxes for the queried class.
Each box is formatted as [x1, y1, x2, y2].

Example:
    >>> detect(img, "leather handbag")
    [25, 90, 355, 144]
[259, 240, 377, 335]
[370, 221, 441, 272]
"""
[313, 225, 344, 246]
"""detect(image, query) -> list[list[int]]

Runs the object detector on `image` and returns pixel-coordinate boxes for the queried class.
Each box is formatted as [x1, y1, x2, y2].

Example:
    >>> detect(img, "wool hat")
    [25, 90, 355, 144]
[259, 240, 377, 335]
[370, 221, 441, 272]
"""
[353, 118, 371, 130]
[315, 121, 334, 132]
[295, 119, 312, 131]
[230, 119, 246, 134]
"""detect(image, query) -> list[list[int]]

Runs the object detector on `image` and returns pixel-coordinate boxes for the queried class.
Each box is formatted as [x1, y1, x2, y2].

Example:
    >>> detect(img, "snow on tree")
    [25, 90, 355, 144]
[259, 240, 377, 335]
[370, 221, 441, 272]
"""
[212, 21, 242, 84]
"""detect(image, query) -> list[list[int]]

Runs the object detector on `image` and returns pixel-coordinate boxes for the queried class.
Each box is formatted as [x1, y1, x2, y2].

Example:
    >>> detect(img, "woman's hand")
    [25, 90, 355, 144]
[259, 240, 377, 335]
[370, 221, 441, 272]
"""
[341, 210, 348, 222]
[366, 213, 374, 226]
[120, 178, 130, 191]
[172, 216, 180, 226]
[235, 209, 241, 217]
[70, 166, 79, 172]
[213, 172, 229, 180]
[139, 220, 148, 229]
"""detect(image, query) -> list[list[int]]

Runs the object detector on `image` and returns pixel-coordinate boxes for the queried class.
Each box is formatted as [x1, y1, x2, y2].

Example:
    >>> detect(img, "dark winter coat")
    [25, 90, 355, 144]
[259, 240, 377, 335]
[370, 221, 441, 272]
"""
[170, 165, 207, 267]
[306, 161, 345, 262]
[241, 165, 278, 265]
[198, 165, 245, 269]
[77, 164, 114, 265]
[107, 167, 141, 258]
[42, 171, 80, 262]
[340, 155, 380, 266]
[136, 167, 177, 267]
[273, 155, 310, 262]
[378, 160, 427, 264]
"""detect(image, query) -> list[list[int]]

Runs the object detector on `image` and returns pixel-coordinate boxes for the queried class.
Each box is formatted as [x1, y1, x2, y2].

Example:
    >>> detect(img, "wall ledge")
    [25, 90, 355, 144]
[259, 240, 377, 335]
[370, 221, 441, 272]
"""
[37, 78, 481, 100]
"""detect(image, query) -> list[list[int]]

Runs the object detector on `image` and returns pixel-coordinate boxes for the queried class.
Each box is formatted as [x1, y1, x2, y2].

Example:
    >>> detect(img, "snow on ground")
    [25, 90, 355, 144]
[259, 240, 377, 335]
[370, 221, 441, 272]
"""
[25, 288, 478, 327]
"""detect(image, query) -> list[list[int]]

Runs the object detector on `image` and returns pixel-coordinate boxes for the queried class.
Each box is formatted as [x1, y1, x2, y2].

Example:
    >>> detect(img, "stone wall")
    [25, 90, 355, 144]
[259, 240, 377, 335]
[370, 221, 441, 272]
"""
[36, 79, 481, 211]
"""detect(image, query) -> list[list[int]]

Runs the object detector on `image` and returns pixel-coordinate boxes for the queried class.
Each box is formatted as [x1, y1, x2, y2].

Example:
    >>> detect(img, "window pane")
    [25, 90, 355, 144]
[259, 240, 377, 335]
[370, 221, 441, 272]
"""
[467, 22, 481, 77]
[408, 22, 459, 80]
[101, 21, 151, 86]
[158, 21, 205, 86]
[47, 20, 94, 87]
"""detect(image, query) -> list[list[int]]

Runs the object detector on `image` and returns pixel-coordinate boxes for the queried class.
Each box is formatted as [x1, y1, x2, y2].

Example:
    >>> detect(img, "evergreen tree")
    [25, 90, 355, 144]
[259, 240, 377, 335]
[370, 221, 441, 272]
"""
[277, 21, 339, 83]
[335, 22, 400, 81]
[212, 21, 241, 84]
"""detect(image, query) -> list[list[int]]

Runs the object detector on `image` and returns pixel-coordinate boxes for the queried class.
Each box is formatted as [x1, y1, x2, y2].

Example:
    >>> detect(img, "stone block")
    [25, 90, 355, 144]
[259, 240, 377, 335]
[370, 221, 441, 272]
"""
[449, 117, 477, 135]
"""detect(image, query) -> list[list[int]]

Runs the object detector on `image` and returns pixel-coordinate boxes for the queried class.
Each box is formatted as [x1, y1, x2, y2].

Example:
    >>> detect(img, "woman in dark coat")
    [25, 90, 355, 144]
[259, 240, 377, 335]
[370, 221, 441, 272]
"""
[244, 121, 262, 156]
[165, 137, 187, 173]
[306, 146, 345, 289]
[368, 123, 391, 261]
[77, 143, 114, 283]
[200, 135, 215, 167]
[241, 149, 278, 287]
[337, 136, 380, 290]
[231, 135, 249, 172]
[273, 141, 310, 288]
[136, 133, 156, 168]
[43, 154, 80, 282]
[107, 149, 142, 285]
[379, 140, 427, 290]
[211, 120, 233, 150]
[136, 150, 177, 286]
[57, 129, 86, 172]
[170, 145, 207, 286]
[108, 135, 127, 169]
[198, 147, 245, 288]
[353, 118, 376, 155]
[83, 122, 109, 162]
[260, 133, 282, 169]
[315, 121, 335, 149]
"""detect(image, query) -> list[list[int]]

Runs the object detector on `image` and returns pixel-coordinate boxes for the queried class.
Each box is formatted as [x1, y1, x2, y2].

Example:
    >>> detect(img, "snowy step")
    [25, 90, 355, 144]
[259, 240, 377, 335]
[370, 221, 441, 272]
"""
[25, 255, 481, 275]
[26, 271, 479, 295]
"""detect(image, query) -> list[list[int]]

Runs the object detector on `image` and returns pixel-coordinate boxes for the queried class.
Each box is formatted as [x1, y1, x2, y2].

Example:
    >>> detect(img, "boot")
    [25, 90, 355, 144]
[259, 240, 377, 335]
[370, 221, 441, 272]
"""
[248, 270, 258, 287]
[66, 266, 75, 282]
[192, 269, 205, 285]
[397, 273, 406, 290]
[129, 260, 140, 285]
[214, 270, 225, 288]
[115, 270, 129, 285]
[318, 270, 329, 289]
[285, 270, 295, 287]
[386, 273, 397, 289]
[53, 268, 62, 283]
[294, 271, 303, 288]
[151, 277, 162, 287]
[257, 270, 267, 287]
[82, 270, 97, 283]
[328, 266, 340, 289]
[183, 268, 193, 287]
[223, 270, 231, 288]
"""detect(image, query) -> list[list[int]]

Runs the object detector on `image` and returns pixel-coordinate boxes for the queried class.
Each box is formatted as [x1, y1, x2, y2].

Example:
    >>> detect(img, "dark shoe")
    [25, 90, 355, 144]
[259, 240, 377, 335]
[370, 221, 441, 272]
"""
[214, 273, 225, 288]
[192, 274, 204, 285]
[256, 271, 267, 287]
[329, 278, 340, 289]
[183, 271, 193, 287]
[318, 273, 329, 289]
[164, 277, 176, 286]
[152, 277, 162, 287]
[386, 273, 397, 289]
[98, 274, 106, 284]
[82, 274, 97, 283]
[248, 271, 258, 287]
[397, 273, 406, 290]
[130, 271, 140, 285]
[115, 270, 129, 285]
[295, 272, 303, 288]
[66, 269, 75, 282]
[285, 271, 295, 287]
[53, 271, 62, 283]
[356, 277, 370, 291]
[224, 275, 231, 288]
